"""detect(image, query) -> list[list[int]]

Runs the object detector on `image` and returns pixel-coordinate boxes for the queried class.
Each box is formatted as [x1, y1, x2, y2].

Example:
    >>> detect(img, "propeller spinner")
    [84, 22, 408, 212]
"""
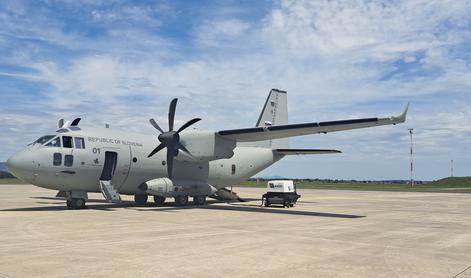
[147, 98, 201, 179]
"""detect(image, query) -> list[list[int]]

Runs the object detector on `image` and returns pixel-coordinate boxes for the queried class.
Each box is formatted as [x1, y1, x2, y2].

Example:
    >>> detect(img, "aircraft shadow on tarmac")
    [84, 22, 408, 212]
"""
[0, 197, 364, 218]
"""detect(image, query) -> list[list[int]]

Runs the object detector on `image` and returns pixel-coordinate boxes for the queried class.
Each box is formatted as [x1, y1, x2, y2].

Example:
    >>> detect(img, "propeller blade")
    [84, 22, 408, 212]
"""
[168, 98, 178, 131]
[177, 118, 201, 133]
[176, 141, 191, 155]
[147, 143, 165, 158]
[166, 147, 174, 179]
[149, 118, 164, 134]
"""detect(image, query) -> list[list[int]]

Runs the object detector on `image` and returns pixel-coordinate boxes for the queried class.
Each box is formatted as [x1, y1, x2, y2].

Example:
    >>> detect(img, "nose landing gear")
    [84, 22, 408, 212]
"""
[65, 191, 88, 210]
[66, 198, 86, 209]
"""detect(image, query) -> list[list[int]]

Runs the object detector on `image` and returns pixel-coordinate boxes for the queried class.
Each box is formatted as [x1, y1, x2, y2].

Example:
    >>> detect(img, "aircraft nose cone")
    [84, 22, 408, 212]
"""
[6, 151, 34, 180]
[6, 154, 18, 173]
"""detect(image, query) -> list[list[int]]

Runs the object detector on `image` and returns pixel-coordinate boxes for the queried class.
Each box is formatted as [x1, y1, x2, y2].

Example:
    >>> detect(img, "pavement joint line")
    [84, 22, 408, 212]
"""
[453, 265, 471, 278]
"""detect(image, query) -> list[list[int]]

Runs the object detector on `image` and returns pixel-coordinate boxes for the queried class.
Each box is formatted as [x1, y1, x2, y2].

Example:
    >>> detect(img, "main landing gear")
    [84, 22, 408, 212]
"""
[173, 195, 207, 206]
[153, 195, 166, 206]
[135, 194, 168, 206]
[193, 195, 206, 206]
[134, 194, 148, 205]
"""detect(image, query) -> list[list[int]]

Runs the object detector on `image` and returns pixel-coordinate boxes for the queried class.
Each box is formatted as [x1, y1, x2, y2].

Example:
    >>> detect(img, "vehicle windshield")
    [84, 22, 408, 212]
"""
[32, 135, 55, 145]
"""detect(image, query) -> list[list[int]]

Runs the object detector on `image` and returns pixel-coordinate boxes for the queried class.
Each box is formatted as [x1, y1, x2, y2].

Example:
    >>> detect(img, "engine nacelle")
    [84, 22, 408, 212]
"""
[139, 178, 217, 197]
[176, 130, 235, 162]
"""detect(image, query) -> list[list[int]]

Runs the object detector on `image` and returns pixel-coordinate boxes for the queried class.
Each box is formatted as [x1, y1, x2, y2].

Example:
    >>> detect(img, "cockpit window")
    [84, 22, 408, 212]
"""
[63, 136, 73, 148]
[33, 135, 55, 145]
[46, 136, 61, 147]
[74, 137, 85, 149]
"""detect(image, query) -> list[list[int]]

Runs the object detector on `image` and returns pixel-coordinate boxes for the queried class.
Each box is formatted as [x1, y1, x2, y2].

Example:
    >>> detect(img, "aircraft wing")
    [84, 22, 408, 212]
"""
[218, 104, 408, 142]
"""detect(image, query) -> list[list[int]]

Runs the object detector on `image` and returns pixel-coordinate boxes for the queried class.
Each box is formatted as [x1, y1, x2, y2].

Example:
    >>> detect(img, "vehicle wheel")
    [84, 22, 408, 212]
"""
[289, 204, 294, 207]
[68, 198, 86, 209]
[193, 195, 206, 205]
[153, 195, 166, 206]
[75, 198, 86, 209]
[265, 200, 270, 207]
[284, 201, 289, 208]
[174, 195, 189, 206]
[134, 194, 148, 205]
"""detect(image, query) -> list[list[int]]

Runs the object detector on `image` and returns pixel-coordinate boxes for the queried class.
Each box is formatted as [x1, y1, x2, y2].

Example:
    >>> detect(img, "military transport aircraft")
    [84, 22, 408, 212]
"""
[6, 89, 408, 209]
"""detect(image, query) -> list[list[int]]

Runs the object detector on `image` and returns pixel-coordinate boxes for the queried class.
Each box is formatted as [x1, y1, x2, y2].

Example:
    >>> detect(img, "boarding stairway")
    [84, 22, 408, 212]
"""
[99, 180, 121, 203]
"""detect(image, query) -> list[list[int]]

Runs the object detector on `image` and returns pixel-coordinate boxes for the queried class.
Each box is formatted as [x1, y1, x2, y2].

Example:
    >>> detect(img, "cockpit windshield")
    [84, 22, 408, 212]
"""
[46, 136, 61, 147]
[32, 135, 55, 145]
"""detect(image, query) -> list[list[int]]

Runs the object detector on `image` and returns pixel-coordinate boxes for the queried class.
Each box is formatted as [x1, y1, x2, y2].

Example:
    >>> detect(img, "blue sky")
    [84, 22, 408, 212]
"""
[1, 0, 471, 180]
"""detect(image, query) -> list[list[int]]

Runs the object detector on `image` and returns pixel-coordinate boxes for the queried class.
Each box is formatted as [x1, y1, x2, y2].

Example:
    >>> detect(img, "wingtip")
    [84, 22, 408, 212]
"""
[397, 102, 410, 122]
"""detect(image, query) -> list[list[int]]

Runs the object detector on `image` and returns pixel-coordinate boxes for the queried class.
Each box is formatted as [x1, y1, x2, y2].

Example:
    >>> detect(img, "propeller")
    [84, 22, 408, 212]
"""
[147, 98, 201, 179]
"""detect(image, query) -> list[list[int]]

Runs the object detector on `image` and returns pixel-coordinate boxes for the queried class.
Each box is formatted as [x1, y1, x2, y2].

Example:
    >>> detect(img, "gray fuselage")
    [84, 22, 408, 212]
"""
[7, 127, 282, 195]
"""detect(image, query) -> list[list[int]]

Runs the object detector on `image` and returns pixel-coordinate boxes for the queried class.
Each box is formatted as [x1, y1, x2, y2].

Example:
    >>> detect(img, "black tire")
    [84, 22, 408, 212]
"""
[153, 195, 166, 206]
[68, 198, 85, 209]
[134, 194, 148, 205]
[265, 200, 270, 207]
[75, 198, 86, 209]
[174, 195, 189, 206]
[193, 195, 206, 205]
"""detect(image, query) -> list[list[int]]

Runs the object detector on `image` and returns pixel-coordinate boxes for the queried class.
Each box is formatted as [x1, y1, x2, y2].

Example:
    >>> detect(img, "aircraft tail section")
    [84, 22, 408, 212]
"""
[241, 89, 289, 149]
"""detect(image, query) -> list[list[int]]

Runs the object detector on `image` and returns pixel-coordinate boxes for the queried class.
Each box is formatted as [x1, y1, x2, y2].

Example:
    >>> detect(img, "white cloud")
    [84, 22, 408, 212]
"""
[1, 0, 471, 179]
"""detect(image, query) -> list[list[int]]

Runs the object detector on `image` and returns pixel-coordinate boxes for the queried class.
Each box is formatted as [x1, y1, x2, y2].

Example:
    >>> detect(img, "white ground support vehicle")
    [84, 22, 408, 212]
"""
[262, 180, 300, 207]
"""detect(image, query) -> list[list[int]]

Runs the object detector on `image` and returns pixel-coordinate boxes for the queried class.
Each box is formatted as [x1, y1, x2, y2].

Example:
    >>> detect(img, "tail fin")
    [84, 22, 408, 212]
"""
[241, 89, 289, 149]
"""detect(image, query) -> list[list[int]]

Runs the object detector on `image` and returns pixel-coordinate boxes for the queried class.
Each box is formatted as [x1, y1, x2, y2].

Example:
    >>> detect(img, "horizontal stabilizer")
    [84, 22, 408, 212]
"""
[275, 149, 341, 155]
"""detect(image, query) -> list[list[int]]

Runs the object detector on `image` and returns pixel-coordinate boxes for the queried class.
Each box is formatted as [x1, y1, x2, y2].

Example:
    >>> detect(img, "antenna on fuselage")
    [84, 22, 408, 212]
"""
[58, 119, 65, 128]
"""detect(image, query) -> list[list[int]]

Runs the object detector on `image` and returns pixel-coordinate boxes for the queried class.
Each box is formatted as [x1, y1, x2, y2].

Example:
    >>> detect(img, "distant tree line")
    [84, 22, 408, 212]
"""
[249, 178, 426, 184]
[0, 171, 15, 179]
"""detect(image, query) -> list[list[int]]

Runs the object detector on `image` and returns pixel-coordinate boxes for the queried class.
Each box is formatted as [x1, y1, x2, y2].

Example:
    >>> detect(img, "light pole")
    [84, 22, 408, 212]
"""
[408, 128, 414, 186]
[451, 159, 454, 177]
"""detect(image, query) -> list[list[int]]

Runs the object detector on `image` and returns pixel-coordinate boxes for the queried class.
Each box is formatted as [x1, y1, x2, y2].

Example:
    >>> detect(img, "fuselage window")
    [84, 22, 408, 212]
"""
[64, 155, 74, 167]
[46, 137, 61, 147]
[74, 137, 85, 149]
[231, 164, 236, 175]
[53, 153, 62, 166]
[63, 136, 73, 148]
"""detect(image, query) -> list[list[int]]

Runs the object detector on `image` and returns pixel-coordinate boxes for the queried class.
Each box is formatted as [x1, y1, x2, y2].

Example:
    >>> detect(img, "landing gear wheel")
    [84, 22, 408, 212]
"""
[134, 194, 148, 205]
[153, 195, 166, 206]
[193, 195, 206, 205]
[174, 195, 189, 206]
[67, 198, 86, 209]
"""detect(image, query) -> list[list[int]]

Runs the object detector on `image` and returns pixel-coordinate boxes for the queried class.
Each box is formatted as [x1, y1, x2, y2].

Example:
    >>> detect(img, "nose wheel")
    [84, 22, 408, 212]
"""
[66, 198, 86, 209]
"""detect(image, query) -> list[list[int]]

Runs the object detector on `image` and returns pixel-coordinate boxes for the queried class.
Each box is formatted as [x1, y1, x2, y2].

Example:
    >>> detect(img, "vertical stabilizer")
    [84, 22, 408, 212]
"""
[241, 89, 289, 149]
